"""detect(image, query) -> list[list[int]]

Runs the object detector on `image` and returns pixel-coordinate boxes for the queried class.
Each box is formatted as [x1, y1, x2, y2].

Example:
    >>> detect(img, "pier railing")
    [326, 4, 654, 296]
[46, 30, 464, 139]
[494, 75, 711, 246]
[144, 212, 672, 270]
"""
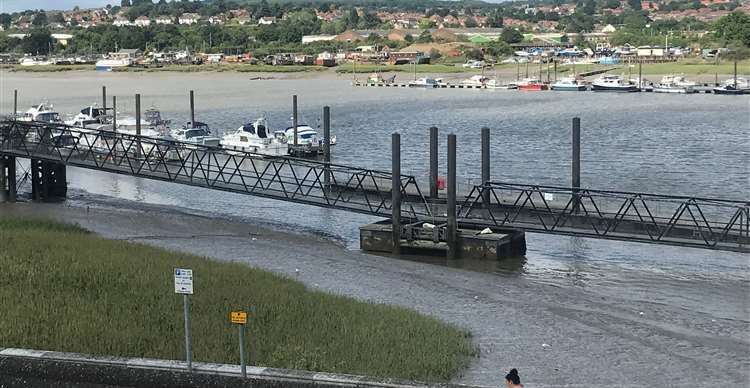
[458, 182, 750, 252]
[0, 120, 433, 219]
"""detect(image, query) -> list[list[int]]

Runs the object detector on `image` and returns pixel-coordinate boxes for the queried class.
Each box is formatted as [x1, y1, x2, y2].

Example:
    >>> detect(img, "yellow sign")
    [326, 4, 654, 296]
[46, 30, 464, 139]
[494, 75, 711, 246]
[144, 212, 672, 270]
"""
[230, 311, 247, 325]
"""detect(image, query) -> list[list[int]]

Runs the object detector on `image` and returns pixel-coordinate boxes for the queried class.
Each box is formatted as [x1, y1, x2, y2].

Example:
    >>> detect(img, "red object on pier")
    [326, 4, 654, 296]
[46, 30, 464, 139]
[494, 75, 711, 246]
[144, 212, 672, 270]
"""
[437, 176, 446, 190]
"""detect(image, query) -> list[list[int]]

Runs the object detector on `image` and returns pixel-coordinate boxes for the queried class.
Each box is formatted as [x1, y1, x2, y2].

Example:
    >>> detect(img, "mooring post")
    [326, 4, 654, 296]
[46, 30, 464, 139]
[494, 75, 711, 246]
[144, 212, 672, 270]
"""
[638, 62, 643, 90]
[189, 90, 195, 125]
[7, 156, 16, 202]
[447, 134, 457, 259]
[112, 96, 117, 130]
[572, 117, 581, 213]
[0, 156, 6, 202]
[135, 94, 142, 159]
[481, 127, 490, 208]
[323, 106, 331, 190]
[102, 86, 107, 111]
[292, 95, 298, 146]
[429, 126, 438, 199]
[13, 89, 18, 119]
[391, 133, 401, 255]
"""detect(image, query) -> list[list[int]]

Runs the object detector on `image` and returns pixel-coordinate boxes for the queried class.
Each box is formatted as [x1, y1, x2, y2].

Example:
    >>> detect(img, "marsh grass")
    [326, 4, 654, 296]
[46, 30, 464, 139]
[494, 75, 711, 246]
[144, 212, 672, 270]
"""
[0, 217, 473, 382]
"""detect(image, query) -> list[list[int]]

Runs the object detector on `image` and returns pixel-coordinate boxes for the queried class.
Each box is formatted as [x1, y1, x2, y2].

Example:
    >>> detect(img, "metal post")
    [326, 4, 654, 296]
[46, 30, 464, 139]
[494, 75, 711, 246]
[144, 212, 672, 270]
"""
[323, 106, 331, 190]
[7, 156, 16, 202]
[13, 89, 18, 119]
[481, 127, 490, 208]
[429, 126, 438, 199]
[638, 62, 642, 90]
[0, 156, 6, 202]
[391, 133, 401, 255]
[183, 294, 192, 372]
[238, 325, 246, 378]
[102, 86, 107, 111]
[135, 94, 141, 159]
[112, 96, 117, 131]
[447, 134, 457, 259]
[292, 95, 298, 146]
[189, 90, 195, 125]
[572, 117, 581, 213]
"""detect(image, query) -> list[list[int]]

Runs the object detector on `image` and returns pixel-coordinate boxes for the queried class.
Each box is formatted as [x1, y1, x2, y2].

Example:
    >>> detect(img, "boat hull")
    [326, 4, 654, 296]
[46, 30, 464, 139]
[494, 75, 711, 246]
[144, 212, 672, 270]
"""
[713, 87, 749, 95]
[551, 84, 587, 91]
[518, 84, 548, 91]
[591, 84, 639, 92]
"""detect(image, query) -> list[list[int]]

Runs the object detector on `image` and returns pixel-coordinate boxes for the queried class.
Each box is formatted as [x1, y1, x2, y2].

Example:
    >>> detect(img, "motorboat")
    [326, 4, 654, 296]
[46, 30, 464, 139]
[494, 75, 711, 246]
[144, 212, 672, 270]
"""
[18, 102, 64, 123]
[66, 105, 111, 128]
[19, 57, 54, 66]
[171, 122, 220, 147]
[407, 77, 439, 88]
[517, 78, 548, 91]
[220, 117, 287, 156]
[652, 75, 696, 94]
[550, 77, 587, 91]
[591, 75, 639, 92]
[713, 77, 750, 95]
[95, 56, 132, 71]
[460, 75, 490, 87]
[144, 106, 171, 130]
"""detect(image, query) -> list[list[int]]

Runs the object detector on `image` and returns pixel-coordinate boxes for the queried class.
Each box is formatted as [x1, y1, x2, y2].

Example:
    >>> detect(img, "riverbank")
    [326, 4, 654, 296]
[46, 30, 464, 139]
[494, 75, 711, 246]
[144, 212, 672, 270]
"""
[0, 214, 473, 382]
[0, 193, 747, 387]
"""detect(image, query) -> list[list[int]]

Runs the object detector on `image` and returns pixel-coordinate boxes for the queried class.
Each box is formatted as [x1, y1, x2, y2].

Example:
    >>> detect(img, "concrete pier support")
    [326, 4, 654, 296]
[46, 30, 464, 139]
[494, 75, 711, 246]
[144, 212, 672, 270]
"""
[481, 126, 490, 208]
[30, 159, 67, 201]
[429, 126, 438, 199]
[572, 117, 581, 212]
[323, 106, 331, 190]
[391, 133, 401, 255]
[447, 134, 457, 259]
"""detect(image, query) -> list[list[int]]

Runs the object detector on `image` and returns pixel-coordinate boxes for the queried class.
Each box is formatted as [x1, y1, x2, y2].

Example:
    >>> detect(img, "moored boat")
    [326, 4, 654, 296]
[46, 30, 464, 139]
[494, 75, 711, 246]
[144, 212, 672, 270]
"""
[407, 77, 439, 88]
[220, 117, 287, 156]
[517, 78, 548, 91]
[591, 75, 639, 92]
[653, 75, 696, 94]
[713, 77, 750, 95]
[550, 77, 587, 91]
[18, 101, 63, 123]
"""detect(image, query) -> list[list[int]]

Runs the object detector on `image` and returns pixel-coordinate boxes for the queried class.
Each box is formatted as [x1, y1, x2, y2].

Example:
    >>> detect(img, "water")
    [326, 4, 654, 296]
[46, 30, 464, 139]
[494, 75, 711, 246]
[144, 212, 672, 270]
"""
[2, 71, 749, 386]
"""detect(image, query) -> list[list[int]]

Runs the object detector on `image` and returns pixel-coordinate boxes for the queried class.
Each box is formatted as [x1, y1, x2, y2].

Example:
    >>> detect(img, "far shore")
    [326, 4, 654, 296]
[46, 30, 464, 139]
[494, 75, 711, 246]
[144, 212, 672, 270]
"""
[2, 60, 747, 84]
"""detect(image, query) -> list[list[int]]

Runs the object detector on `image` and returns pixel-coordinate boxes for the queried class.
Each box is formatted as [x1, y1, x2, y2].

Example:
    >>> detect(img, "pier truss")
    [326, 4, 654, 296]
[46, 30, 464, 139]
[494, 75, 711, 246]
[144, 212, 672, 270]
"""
[2, 120, 748, 253]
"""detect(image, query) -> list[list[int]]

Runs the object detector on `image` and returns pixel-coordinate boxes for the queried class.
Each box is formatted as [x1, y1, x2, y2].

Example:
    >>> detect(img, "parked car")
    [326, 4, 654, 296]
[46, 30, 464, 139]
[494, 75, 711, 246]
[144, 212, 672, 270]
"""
[462, 60, 486, 69]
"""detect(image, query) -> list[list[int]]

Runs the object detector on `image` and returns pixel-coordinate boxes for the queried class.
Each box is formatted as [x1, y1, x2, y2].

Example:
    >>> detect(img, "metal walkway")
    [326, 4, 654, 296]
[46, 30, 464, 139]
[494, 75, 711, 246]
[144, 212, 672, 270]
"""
[1, 120, 747, 253]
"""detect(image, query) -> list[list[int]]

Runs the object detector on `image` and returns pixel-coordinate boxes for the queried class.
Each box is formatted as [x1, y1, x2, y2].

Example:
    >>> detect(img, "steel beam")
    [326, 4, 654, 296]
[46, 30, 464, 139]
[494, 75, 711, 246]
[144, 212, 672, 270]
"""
[429, 126, 438, 199]
[392, 133, 401, 254]
[447, 133, 457, 259]
[323, 106, 331, 190]
[189, 90, 195, 125]
[572, 117, 581, 212]
[292, 95, 298, 146]
[481, 126, 490, 208]
[7, 156, 16, 202]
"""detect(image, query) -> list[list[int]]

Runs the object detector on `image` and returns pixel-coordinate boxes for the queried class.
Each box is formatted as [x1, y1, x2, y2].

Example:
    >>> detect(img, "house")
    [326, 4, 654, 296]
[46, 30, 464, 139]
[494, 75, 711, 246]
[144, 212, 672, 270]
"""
[178, 13, 200, 25]
[209, 15, 226, 25]
[236, 16, 252, 25]
[257, 16, 277, 25]
[117, 48, 143, 59]
[14, 16, 33, 30]
[636, 45, 665, 57]
[155, 16, 173, 25]
[388, 51, 429, 65]
[294, 54, 314, 65]
[302, 35, 336, 44]
[315, 51, 336, 67]
[51, 33, 74, 46]
[134, 16, 151, 27]
[641, 1, 660, 11]
[113, 17, 133, 27]
[334, 30, 364, 42]
[601, 24, 617, 33]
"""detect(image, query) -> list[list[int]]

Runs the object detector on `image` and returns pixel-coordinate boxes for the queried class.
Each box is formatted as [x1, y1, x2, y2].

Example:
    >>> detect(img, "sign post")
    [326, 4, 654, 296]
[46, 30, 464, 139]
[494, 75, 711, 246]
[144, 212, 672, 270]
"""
[174, 268, 194, 372]
[230, 311, 248, 378]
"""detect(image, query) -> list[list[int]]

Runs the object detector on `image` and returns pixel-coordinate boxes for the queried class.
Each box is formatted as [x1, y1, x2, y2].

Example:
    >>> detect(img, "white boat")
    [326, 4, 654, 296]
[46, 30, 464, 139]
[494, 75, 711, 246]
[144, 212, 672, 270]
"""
[18, 102, 63, 123]
[653, 75, 696, 94]
[170, 122, 219, 147]
[66, 105, 111, 128]
[591, 75, 639, 92]
[19, 57, 54, 66]
[550, 77, 587, 91]
[713, 77, 750, 95]
[460, 75, 490, 87]
[95, 57, 131, 71]
[220, 117, 287, 156]
[407, 77, 439, 88]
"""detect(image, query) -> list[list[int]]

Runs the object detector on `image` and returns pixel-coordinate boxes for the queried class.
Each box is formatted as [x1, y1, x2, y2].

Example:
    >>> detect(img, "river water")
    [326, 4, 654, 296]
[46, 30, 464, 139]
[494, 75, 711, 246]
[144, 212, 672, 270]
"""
[1, 71, 749, 386]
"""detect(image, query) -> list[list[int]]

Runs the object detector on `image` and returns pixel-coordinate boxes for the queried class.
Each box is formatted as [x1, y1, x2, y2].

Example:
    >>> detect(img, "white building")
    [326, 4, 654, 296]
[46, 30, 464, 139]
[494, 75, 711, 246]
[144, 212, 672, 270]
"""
[208, 15, 226, 25]
[257, 16, 277, 25]
[155, 16, 173, 25]
[302, 34, 336, 44]
[178, 13, 201, 25]
[113, 17, 133, 27]
[134, 16, 151, 27]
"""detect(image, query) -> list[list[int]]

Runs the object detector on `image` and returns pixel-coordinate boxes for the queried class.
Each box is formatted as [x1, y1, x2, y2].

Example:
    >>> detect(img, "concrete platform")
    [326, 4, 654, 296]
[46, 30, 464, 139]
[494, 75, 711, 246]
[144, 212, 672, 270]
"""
[360, 220, 526, 260]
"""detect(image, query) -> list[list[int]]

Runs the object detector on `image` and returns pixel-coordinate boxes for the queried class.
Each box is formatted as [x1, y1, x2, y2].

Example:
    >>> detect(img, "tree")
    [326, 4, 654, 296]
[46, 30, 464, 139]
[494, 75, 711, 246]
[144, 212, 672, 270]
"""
[416, 29, 432, 43]
[604, 0, 620, 9]
[0, 13, 11, 30]
[121, 0, 131, 6]
[33, 11, 48, 26]
[501, 28, 523, 44]
[484, 40, 512, 57]
[464, 17, 478, 28]
[628, 0, 642, 10]
[23, 29, 53, 54]
[714, 11, 750, 46]
[418, 18, 435, 29]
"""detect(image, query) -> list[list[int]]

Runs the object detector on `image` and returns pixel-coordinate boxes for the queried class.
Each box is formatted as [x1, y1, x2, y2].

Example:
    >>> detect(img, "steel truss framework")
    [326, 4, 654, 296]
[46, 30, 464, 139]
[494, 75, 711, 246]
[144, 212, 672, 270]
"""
[0, 120, 432, 219]
[459, 182, 749, 252]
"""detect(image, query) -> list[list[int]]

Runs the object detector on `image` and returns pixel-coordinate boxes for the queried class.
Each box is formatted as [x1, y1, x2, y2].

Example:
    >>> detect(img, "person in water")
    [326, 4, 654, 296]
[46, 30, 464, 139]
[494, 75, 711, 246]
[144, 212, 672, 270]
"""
[505, 368, 523, 387]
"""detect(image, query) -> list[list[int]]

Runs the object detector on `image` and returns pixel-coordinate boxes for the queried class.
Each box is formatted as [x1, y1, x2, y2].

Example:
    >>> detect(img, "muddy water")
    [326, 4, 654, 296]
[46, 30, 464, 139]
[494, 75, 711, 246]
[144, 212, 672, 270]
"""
[0, 71, 748, 386]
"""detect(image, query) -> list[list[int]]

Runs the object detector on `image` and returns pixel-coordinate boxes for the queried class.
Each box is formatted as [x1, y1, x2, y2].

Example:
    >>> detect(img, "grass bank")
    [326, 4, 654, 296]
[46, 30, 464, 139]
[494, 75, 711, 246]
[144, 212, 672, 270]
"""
[336, 63, 477, 74]
[555, 59, 750, 76]
[0, 217, 473, 382]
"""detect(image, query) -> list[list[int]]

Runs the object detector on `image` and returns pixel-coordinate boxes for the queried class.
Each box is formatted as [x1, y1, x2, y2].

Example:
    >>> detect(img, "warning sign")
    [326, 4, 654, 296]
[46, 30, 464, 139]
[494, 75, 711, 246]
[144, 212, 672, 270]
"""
[230, 311, 247, 325]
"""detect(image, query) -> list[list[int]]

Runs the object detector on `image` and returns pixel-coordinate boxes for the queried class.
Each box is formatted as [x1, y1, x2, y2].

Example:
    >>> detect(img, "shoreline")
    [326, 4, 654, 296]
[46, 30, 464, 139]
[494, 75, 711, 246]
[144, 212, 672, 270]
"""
[0, 193, 747, 387]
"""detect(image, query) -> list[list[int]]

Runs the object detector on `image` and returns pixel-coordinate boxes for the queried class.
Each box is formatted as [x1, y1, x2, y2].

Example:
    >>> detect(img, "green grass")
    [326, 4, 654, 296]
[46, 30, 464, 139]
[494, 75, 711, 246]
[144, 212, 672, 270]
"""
[0, 217, 473, 382]
[3, 64, 95, 72]
[556, 59, 750, 76]
[120, 64, 326, 73]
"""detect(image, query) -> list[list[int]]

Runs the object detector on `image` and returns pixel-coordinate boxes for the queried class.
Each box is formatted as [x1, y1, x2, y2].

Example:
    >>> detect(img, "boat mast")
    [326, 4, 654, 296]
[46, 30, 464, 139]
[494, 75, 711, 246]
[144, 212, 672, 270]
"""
[734, 59, 738, 89]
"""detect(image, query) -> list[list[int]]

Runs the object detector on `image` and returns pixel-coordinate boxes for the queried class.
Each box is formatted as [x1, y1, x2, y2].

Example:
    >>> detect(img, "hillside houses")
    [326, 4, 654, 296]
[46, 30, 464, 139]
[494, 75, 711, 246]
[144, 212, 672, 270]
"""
[178, 13, 200, 25]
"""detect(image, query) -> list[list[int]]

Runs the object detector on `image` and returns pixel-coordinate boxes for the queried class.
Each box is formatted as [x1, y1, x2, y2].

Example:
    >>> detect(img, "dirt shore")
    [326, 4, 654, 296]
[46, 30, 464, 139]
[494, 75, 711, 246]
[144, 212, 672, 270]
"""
[1, 194, 747, 387]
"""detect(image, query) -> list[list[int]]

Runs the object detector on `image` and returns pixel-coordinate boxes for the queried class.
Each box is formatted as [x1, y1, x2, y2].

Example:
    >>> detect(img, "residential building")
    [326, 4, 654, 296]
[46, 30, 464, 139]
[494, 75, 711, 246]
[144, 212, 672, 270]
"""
[209, 15, 226, 25]
[258, 16, 277, 25]
[134, 16, 151, 27]
[178, 13, 200, 25]
[155, 16, 174, 25]
[113, 17, 133, 27]
[302, 35, 336, 44]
